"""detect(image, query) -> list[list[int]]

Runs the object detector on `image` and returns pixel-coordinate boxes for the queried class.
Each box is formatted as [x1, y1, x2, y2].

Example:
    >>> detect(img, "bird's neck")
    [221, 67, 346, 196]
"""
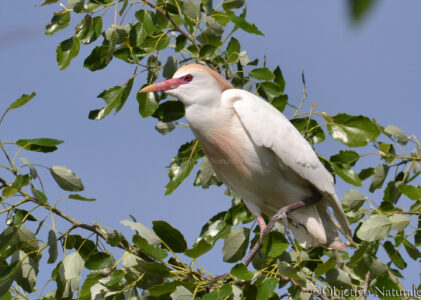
[185, 101, 232, 135]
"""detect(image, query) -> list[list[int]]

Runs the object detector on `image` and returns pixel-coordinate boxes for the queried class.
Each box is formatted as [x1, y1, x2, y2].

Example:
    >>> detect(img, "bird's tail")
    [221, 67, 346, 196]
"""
[288, 198, 349, 250]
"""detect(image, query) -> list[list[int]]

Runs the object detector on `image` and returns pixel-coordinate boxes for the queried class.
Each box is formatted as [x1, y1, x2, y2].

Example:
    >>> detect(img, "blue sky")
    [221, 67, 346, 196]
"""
[0, 0, 420, 294]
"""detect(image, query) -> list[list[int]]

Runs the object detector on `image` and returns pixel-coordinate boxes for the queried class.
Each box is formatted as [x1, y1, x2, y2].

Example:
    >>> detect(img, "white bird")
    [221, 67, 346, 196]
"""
[140, 64, 352, 256]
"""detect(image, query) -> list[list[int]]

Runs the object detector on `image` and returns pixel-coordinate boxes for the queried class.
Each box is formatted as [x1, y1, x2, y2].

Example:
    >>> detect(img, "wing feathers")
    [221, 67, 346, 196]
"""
[228, 89, 352, 239]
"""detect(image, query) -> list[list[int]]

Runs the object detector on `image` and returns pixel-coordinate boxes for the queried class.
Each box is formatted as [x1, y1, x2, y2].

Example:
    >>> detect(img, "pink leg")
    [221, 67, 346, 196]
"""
[256, 215, 267, 233]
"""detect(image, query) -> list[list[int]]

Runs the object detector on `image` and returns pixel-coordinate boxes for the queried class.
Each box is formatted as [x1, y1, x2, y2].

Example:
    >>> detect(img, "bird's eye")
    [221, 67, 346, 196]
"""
[184, 74, 193, 82]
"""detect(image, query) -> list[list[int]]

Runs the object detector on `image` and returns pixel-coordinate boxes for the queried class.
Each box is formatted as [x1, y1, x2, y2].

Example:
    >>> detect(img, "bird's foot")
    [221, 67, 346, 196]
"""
[242, 193, 321, 266]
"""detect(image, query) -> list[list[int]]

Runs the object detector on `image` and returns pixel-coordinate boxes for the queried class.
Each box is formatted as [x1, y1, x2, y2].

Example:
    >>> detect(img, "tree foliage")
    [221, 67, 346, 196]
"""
[0, 0, 420, 299]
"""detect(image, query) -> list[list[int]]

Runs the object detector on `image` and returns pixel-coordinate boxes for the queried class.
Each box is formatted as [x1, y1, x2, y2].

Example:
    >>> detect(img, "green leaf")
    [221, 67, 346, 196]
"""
[314, 256, 336, 278]
[332, 163, 362, 186]
[357, 214, 391, 241]
[399, 185, 421, 200]
[230, 263, 253, 281]
[270, 95, 288, 113]
[194, 157, 221, 189]
[132, 235, 168, 260]
[256, 277, 277, 300]
[68, 0, 84, 12]
[120, 219, 161, 246]
[226, 11, 264, 35]
[10, 209, 37, 225]
[222, 0, 245, 10]
[383, 181, 401, 204]
[261, 231, 289, 257]
[50, 165, 84, 192]
[330, 150, 359, 167]
[203, 284, 232, 300]
[374, 275, 401, 300]
[184, 239, 212, 258]
[152, 221, 187, 253]
[402, 239, 421, 259]
[12, 174, 30, 190]
[2, 187, 17, 199]
[90, 86, 124, 120]
[45, 11, 70, 35]
[85, 252, 114, 270]
[384, 124, 408, 145]
[41, 0, 59, 5]
[56, 37, 80, 70]
[184, 0, 200, 20]
[350, 0, 378, 22]
[76, 15, 102, 44]
[226, 37, 240, 64]
[103, 269, 125, 288]
[31, 188, 47, 203]
[16, 138, 64, 153]
[11, 251, 38, 292]
[129, 22, 147, 47]
[325, 268, 352, 288]
[273, 66, 285, 92]
[197, 211, 231, 245]
[56, 252, 84, 298]
[416, 219, 421, 246]
[323, 113, 381, 147]
[175, 35, 187, 52]
[68, 194, 95, 201]
[19, 158, 38, 179]
[166, 159, 196, 195]
[47, 230, 58, 264]
[197, 17, 224, 46]
[104, 24, 130, 43]
[359, 167, 374, 180]
[388, 214, 410, 231]
[369, 164, 389, 192]
[137, 91, 159, 118]
[8, 92, 36, 110]
[224, 201, 253, 225]
[153, 101, 185, 122]
[116, 77, 133, 113]
[222, 227, 250, 263]
[249, 67, 274, 81]
[259, 82, 282, 99]
[291, 118, 325, 144]
[171, 285, 194, 300]
[0, 261, 22, 283]
[342, 189, 365, 211]
[383, 241, 406, 269]
[84, 44, 112, 71]
[163, 56, 178, 79]
[134, 10, 155, 34]
[149, 281, 182, 297]
[165, 140, 201, 195]
[155, 122, 176, 135]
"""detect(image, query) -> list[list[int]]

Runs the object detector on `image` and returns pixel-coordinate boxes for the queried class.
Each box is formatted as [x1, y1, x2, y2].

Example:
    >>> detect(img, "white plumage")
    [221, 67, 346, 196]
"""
[140, 64, 352, 250]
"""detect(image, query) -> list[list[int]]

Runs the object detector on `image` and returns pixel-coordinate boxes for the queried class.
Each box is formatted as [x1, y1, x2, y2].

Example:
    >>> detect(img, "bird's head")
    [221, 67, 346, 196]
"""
[139, 64, 232, 106]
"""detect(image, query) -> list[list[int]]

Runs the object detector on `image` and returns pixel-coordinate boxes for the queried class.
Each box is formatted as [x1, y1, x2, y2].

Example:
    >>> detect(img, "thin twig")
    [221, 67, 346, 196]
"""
[141, 0, 200, 53]
[361, 271, 371, 300]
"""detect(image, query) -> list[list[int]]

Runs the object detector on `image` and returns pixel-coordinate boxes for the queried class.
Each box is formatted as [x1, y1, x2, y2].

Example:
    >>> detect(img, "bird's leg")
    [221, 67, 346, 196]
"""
[242, 215, 267, 266]
[243, 191, 321, 266]
[256, 215, 267, 234]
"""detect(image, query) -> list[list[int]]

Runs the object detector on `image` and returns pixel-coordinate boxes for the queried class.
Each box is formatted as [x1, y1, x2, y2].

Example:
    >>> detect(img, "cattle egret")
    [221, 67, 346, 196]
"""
[140, 64, 352, 261]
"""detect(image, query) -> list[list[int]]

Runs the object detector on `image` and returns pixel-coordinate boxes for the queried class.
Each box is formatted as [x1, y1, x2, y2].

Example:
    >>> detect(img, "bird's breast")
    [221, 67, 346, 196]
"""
[199, 125, 252, 180]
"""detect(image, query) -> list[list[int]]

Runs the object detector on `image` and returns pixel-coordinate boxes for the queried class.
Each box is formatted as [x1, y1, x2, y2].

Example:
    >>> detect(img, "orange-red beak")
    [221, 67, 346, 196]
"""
[139, 78, 186, 93]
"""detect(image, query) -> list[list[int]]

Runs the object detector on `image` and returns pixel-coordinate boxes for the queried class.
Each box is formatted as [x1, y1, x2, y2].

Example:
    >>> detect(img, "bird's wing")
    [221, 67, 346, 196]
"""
[226, 89, 352, 237]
